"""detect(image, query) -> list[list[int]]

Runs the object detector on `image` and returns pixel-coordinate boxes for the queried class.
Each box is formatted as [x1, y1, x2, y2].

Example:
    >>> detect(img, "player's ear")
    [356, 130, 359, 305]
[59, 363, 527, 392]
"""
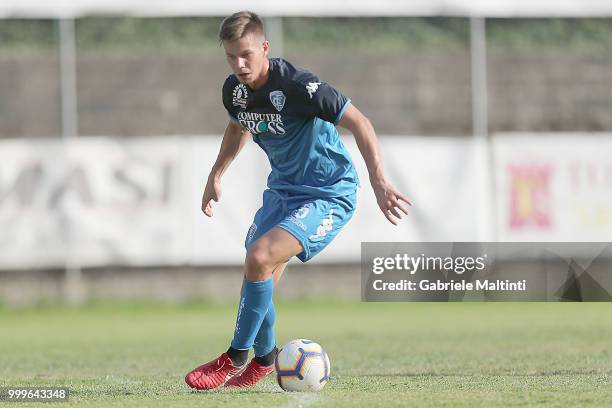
[262, 40, 270, 57]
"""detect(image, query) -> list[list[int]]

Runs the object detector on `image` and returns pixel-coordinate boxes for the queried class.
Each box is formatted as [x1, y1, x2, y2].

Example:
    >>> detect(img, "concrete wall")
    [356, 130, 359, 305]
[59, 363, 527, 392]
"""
[1, 50, 611, 137]
[0, 264, 361, 306]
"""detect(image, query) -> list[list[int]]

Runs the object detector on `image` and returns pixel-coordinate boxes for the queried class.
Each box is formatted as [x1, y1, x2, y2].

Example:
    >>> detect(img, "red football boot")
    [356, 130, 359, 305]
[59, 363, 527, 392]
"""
[224, 358, 275, 388]
[185, 353, 245, 390]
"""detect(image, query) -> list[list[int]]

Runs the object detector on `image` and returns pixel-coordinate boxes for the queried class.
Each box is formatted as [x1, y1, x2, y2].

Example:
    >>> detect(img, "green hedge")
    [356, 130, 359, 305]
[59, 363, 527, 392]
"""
[0, 17, 611, 52]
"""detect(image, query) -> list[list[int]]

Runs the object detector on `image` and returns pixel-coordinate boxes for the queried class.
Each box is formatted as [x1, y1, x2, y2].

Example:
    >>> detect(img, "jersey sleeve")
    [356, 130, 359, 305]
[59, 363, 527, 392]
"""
[295, 73, 351, 125]
[222, 76, 240, 124]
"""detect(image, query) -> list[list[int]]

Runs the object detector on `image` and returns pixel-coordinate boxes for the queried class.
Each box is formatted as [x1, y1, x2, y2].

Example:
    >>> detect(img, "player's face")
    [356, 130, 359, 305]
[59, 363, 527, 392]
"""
[223, 33, 269, 89]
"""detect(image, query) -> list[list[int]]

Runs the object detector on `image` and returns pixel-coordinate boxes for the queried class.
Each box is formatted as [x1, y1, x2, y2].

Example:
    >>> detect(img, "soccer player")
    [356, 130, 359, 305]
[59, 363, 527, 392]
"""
[185, 11, 411, 390]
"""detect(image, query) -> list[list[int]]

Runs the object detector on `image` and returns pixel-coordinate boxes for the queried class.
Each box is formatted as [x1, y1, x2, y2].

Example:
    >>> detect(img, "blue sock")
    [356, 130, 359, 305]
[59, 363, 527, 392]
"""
[230, 277, 274, 351]
[253, 301, 276, 357]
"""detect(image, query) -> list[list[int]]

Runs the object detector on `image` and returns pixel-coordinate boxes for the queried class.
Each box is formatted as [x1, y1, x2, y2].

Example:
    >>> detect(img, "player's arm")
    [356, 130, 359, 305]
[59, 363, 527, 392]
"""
[201, 120, 251, 217]
[338, 104, 412, 225]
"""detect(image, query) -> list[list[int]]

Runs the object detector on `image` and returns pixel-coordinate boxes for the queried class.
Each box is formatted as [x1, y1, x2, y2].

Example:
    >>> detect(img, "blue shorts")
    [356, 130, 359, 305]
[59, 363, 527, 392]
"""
[245, 189, 357, 262]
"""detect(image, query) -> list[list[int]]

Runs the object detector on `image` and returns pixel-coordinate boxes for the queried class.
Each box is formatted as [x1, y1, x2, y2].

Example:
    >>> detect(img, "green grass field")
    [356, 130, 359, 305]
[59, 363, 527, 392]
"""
[1, 300, 611, 407]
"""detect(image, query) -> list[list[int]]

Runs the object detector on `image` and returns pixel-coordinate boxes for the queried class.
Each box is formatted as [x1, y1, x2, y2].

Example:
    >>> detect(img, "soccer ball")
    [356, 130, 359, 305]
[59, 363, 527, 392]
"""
[275, 339, 330, 392]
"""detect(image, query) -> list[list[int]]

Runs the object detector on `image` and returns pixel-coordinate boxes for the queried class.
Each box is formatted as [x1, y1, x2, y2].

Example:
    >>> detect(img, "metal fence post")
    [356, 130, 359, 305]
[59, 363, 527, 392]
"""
[470, 16, 496, 242]
[264, 17, 284, 58]
[58, 18, 84, 303]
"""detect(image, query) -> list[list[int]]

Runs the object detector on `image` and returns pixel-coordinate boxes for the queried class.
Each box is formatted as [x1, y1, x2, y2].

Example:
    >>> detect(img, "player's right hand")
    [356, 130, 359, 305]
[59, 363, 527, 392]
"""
[201, 176, 222, 217]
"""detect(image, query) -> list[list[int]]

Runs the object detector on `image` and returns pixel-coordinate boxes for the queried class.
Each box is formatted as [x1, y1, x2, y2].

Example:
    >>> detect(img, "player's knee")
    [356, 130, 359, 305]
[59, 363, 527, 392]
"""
[245, 245, 273, 281]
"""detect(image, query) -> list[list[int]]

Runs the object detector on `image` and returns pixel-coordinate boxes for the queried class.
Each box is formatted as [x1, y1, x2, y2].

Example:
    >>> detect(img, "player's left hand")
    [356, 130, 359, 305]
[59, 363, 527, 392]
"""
[371, 179, 412, 225]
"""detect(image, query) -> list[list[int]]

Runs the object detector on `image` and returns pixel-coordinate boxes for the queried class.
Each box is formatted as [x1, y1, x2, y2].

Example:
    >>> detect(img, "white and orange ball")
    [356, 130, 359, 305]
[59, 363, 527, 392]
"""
[275, 339, 330, 392]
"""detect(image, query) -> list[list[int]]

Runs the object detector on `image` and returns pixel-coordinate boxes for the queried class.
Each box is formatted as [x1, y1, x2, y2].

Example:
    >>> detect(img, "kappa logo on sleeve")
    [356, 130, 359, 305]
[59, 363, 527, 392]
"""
[306, 82, 321, 99]
[232, 84, 249, 109]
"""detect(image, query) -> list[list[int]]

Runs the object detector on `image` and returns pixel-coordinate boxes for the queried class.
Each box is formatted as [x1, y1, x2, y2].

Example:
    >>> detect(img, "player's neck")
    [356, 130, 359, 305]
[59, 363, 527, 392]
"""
[248, 58, 271, 91]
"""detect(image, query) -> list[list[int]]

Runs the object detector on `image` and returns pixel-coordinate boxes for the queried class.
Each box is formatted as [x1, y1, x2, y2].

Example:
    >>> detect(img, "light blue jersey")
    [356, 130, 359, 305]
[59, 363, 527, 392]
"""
[222, 58, 359, 261]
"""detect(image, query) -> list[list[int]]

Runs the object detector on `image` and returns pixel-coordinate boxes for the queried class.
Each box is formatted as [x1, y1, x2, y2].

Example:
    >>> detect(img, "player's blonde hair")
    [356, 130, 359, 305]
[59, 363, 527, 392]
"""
[219, 11, 265, 42]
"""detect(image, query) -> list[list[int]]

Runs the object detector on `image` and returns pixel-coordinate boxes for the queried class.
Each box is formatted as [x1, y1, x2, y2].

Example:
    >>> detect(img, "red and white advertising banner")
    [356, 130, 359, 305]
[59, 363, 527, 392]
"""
[493, 133, 612, 242]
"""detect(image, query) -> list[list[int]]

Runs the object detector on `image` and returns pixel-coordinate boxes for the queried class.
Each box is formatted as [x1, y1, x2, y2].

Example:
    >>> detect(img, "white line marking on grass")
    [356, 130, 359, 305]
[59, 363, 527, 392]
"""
[285, 392, 321, 408]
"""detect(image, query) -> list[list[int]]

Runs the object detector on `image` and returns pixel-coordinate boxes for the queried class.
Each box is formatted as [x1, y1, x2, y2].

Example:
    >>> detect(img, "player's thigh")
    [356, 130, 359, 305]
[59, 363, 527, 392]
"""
[245, 227, 303, 280]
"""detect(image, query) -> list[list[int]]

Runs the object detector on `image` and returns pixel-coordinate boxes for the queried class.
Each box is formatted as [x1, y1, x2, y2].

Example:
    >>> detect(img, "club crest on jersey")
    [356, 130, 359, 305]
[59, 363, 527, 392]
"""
[268, 90, 285, 112]
[232, 83, 249, 109]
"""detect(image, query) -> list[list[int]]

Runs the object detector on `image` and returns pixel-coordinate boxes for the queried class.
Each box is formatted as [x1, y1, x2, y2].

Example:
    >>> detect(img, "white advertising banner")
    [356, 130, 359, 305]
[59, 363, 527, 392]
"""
[493, 133, 612, 242]
[0, 137, 193, 268]
[0, 135, 479, 268]
[4, 133, 609, 268]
